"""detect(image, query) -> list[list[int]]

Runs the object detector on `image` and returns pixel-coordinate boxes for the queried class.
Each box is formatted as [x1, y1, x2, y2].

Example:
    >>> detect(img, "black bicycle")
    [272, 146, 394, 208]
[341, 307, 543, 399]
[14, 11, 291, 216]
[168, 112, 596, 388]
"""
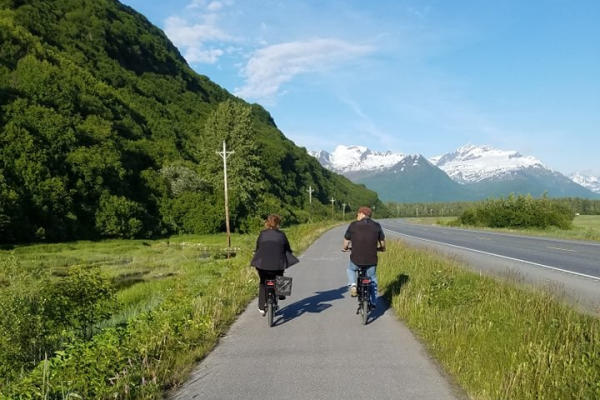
[343, 243, 383, 325]
[264, 279, 278, 327]
[356, 266, 372, 325]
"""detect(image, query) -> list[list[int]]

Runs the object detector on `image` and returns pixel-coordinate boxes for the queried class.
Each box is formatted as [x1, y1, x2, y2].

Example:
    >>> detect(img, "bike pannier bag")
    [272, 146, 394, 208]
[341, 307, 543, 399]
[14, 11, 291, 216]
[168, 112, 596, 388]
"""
[275, 275, 293, 296]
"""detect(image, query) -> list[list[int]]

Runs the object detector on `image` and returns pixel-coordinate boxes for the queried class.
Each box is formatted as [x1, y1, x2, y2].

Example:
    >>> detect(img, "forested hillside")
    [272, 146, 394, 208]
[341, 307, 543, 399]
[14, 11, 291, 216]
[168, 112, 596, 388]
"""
[0, 0, 384, 243]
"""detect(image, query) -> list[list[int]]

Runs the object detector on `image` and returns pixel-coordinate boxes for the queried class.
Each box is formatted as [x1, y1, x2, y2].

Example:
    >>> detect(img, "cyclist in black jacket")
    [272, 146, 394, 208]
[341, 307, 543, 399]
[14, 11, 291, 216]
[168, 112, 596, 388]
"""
[342, 206, 385, 308]
[251, 214, 292, 315]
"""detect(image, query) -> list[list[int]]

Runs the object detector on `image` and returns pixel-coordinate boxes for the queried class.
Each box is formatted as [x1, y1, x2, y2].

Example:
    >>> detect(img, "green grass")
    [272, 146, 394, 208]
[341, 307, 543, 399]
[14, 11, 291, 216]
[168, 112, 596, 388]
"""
[378, 240, 600, 400]
[0, 222, 337, 399]
[404, 215, 600, 242]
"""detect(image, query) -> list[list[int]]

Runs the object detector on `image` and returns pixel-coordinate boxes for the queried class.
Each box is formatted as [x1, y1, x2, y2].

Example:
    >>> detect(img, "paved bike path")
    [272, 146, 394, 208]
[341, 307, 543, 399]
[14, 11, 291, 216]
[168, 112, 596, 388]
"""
[171, 226, 463, 400]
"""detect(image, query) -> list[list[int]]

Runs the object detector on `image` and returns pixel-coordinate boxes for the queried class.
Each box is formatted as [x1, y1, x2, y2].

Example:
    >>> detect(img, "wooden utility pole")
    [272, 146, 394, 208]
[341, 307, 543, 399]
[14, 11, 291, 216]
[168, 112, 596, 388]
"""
[217, 141, 234, 249]
[330, 197, 335, 219]
[307, 185, 314, 204]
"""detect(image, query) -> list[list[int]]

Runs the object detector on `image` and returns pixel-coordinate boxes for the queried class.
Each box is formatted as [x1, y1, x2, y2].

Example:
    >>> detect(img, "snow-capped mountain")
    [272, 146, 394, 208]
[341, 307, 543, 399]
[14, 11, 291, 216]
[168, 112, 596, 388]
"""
[309, 146, 475, 201]
[569, 172, 600, 194]
[309, 144, 599, 202]
[356, 154, 474, 202]
[431, 144, 546, 184]
[309, 145, 405, 173]
[430, 145, 598, 199]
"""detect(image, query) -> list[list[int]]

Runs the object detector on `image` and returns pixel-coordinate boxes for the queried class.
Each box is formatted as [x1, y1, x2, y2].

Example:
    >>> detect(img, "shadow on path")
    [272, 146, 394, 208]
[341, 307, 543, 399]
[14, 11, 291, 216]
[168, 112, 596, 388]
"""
[367, 273, 410, 324]
[274, 286, 347, 326]
[382, 274, 410, 300]
[365, 295, 391, 324]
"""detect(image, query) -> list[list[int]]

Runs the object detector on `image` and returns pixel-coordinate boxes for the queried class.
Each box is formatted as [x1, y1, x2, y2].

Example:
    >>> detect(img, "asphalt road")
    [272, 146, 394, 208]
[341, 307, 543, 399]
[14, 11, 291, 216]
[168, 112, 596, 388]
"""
[381, 219, 600, 312]
[170, 226, 463, 400]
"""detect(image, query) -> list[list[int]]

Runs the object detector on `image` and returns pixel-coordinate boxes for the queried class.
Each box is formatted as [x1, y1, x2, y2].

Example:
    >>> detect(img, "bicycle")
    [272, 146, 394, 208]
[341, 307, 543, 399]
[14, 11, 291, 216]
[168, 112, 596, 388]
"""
[355, 266, 373, 325]
[342, 243, 383, 325]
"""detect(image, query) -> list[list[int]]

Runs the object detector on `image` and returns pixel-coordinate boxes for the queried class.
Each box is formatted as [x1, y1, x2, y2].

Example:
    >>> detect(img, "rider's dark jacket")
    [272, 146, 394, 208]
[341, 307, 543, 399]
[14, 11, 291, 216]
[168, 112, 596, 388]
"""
[344, 218, 385, 266]
[251, 228, 292, 271]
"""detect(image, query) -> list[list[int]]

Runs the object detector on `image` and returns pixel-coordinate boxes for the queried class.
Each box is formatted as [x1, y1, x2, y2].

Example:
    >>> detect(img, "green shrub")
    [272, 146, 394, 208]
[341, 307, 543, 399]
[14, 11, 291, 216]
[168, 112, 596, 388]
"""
[0, 257, 116, 384]
[95, 193, 145, 238]
[457, 194, 575, 229]
[160, 192, 224, 234]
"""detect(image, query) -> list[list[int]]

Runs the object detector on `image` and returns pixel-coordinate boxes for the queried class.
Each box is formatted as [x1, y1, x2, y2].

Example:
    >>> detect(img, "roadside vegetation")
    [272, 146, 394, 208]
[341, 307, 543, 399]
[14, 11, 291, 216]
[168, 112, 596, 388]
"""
[0, 221, 336, 399]
[406, 214, 600, 242]
[386, 197, 600, 219]
[451, 194, 574, 229]
[378, 240, 600, 400]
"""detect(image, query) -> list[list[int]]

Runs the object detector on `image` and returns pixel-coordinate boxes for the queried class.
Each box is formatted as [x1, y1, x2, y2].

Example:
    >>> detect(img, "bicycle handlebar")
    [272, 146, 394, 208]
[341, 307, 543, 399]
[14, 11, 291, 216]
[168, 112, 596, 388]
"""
[341, 246, 385, 252]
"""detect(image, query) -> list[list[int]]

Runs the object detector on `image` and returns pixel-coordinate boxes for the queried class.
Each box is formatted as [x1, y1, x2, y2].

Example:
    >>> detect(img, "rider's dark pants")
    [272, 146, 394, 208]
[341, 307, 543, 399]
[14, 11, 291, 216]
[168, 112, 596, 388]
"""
[256, 268, 284, 310]
[347, 260, 377, 305]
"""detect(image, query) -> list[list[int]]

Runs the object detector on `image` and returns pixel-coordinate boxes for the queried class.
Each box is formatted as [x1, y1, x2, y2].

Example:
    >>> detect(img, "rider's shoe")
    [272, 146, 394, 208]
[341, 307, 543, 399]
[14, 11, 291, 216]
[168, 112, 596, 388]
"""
[350, 285, 357, 297]
[258, 308, 265, 316]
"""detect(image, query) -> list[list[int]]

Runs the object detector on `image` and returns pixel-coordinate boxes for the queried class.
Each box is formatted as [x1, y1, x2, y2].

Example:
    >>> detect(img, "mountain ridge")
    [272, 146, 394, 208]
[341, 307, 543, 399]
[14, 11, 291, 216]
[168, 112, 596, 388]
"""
[431, 144, 546, 184]
[309, 144, 599, 201]
[570, 172, 600, 194]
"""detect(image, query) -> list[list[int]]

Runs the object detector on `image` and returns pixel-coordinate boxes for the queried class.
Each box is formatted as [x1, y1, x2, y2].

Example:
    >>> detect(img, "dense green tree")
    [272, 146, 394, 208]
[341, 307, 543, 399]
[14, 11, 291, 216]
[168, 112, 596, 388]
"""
[198, 99, 263, 231]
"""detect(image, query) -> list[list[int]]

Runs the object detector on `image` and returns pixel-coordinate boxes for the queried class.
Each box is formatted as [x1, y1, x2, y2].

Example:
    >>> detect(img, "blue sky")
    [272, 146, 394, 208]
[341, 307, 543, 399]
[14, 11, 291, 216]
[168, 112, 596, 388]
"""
[121, 0, 599, 175]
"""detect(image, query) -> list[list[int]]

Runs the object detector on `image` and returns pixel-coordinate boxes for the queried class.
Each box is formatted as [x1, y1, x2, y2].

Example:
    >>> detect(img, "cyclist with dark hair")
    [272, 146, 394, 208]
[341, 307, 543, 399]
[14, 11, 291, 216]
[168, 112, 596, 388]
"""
[342, 206, 385, 309]
[251, 214, 293, 315]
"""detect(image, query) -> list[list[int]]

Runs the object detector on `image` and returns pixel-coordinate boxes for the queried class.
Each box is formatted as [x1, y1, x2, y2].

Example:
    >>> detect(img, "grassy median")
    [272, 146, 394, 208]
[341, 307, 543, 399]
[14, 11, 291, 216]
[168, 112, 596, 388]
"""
[378, 239, 600, 400]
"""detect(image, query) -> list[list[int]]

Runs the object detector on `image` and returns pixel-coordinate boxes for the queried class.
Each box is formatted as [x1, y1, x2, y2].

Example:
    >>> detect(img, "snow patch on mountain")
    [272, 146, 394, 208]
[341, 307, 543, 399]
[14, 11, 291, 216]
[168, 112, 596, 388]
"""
[569, 172, 600, 194]
[309, 145, 406, 173]
[431, 144, 546, 184]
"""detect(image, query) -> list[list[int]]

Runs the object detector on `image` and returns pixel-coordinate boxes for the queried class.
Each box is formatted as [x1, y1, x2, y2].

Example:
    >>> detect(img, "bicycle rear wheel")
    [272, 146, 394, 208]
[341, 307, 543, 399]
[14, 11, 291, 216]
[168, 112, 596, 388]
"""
[267, 299, 274, 327]
[360, 300, 368, 325]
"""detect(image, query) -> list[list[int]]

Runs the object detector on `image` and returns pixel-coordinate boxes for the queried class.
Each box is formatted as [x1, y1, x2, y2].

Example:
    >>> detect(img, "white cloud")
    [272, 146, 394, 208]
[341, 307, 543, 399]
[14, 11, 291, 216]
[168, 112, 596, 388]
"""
[164, 1, 235, 64]
[207, 1, 224, 11]
[164, 16, 231, 48]
[340, 97, 397, 146]
[185, 47, 224, 63]
[186, 0, 206, 10]
[234, 38, 372, 100]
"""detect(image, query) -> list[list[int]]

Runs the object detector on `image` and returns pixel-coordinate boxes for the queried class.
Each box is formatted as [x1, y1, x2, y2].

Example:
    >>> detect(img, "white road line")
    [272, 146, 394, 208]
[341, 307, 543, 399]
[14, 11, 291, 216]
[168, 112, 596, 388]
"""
[383, 227, 600, 282]
[547, 246, 576, 253]
[390, 220, 600, 247]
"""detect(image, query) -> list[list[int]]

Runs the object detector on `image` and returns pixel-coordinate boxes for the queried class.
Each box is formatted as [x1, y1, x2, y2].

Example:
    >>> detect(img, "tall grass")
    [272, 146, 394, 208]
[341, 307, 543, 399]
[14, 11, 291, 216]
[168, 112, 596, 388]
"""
[378, 240, 600, 400]
[0, 221, 336, 399]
